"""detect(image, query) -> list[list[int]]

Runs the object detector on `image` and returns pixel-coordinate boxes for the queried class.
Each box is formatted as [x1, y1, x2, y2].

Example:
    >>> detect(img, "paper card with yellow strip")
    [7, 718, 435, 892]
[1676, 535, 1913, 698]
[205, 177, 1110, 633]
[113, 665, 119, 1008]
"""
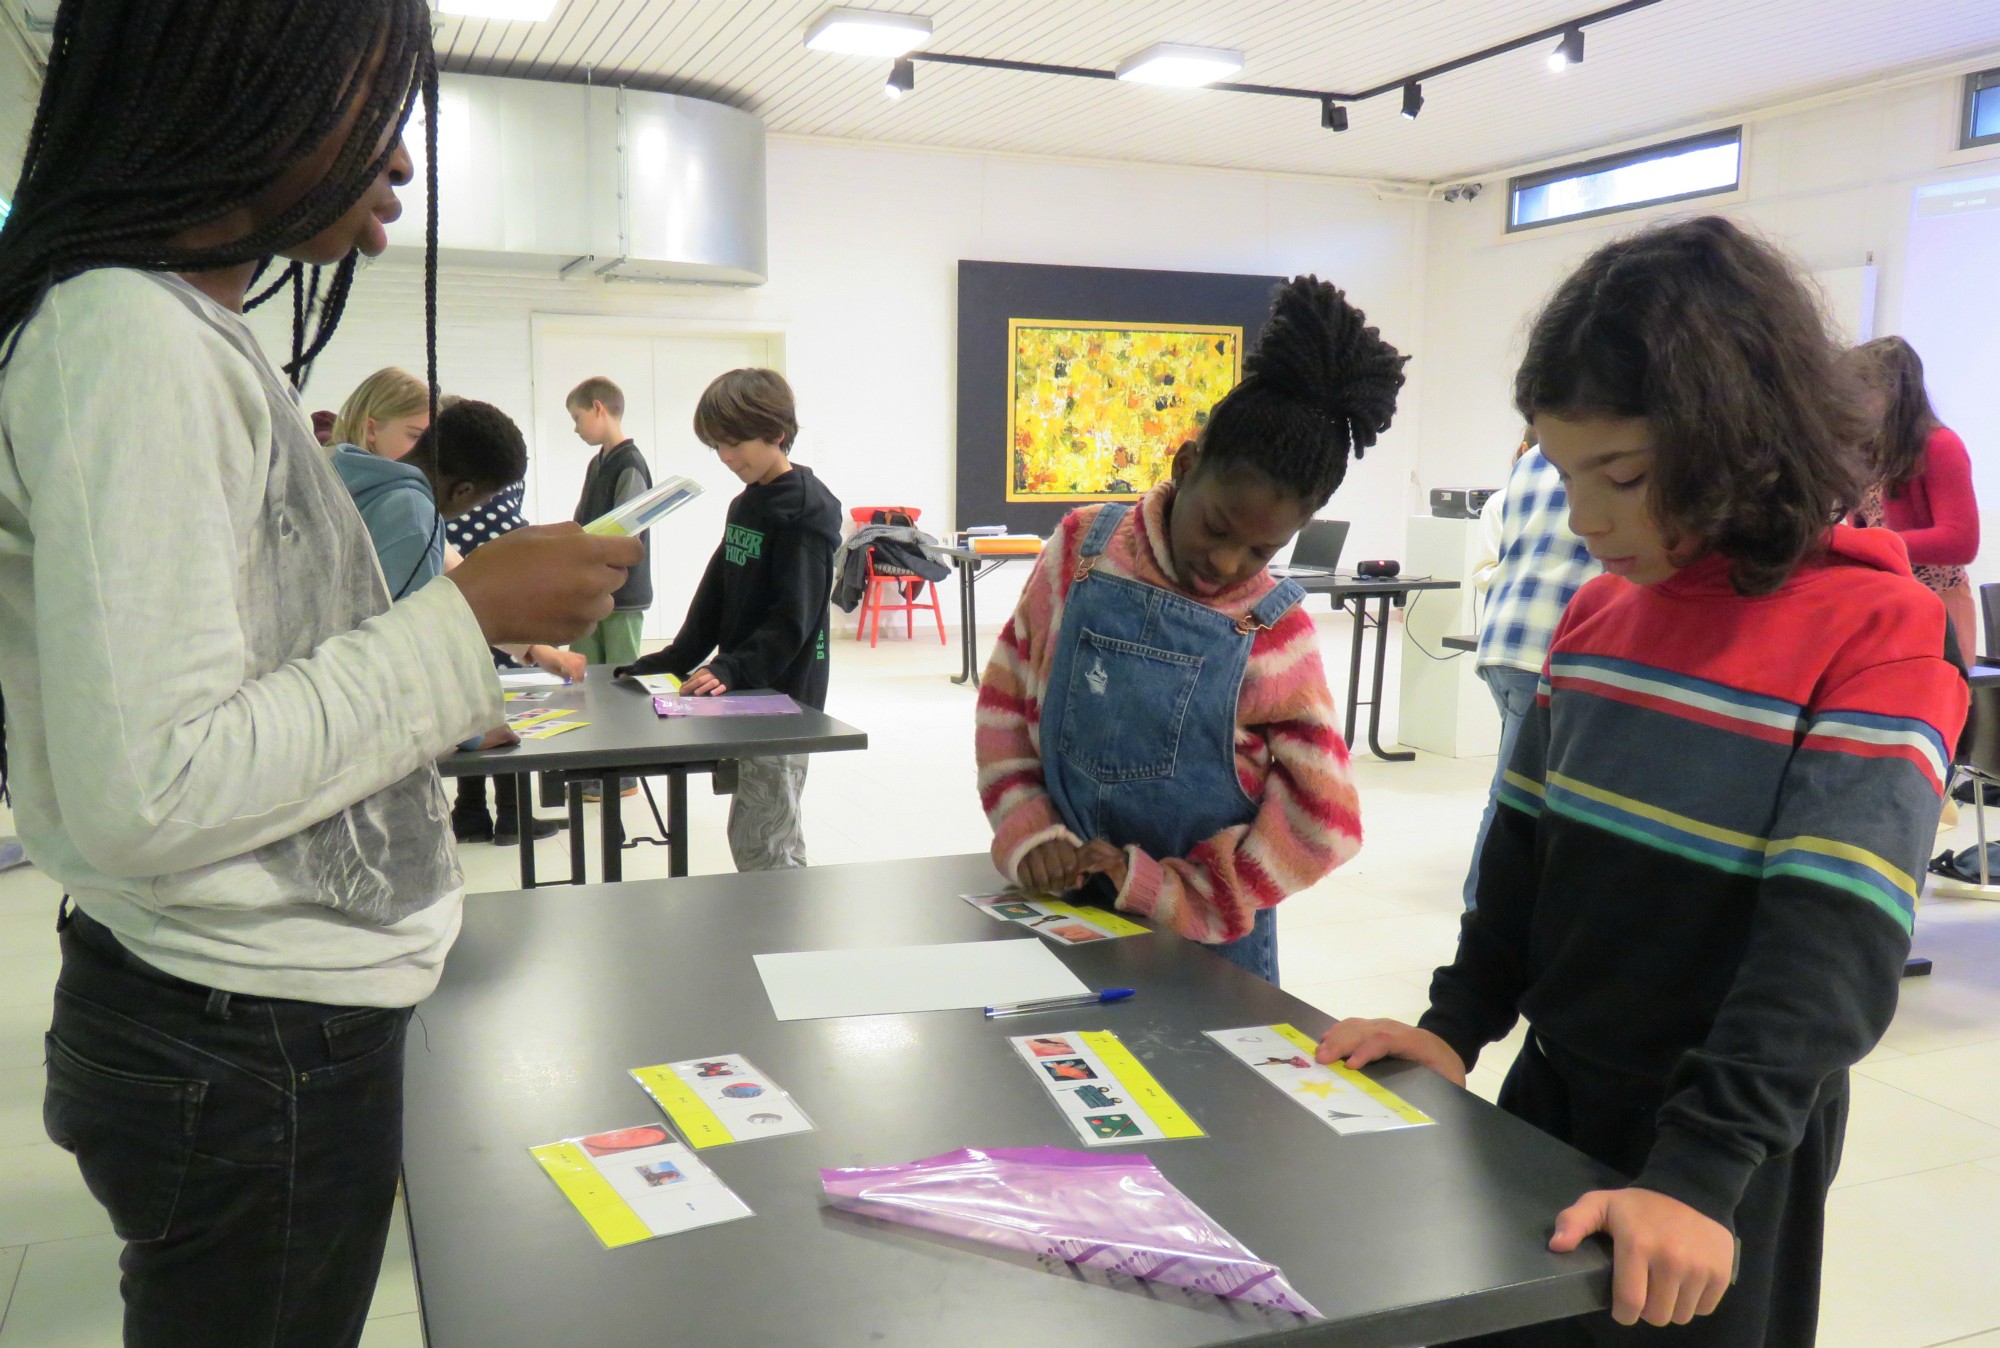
[1010, 1030, 1204, 1146]
[528, 1123, 751, 1249]
[960, 891, 1149, 945]
[1205, 1025, 1433, 1136]
[629, 1054, 816, 1149]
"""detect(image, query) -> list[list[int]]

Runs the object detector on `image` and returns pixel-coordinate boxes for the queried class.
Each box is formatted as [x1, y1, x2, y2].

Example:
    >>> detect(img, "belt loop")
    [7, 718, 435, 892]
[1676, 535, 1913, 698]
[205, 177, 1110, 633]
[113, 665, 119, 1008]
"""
[56, 895, 74, 932]
[205, 989, 233, 1020]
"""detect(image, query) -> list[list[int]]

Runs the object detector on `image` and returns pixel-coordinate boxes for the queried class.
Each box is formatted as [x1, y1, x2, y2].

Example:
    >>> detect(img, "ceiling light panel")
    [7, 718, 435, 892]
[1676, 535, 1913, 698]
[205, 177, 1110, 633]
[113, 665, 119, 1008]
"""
[805, 7, 935, 58]
[435, 0, 558, 20]
[1115, 43, 1245, 88]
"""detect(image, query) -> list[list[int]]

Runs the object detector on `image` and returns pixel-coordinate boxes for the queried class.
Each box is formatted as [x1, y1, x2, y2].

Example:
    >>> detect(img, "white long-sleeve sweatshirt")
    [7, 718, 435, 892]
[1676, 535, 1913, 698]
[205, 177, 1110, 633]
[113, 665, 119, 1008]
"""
[0, 269, 501, 1006]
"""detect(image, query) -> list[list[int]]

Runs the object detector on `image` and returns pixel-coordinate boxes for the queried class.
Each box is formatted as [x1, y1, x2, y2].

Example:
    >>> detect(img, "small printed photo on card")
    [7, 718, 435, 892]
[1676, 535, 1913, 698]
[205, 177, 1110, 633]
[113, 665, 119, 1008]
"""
[1025, 1036, 1076, 1058]
[577, 1123, 673, 1158]
[1070, 1083, 1124, 1110]
[1086, 1113, 1144, 1139]
[1040, 1057, 1097, 1083]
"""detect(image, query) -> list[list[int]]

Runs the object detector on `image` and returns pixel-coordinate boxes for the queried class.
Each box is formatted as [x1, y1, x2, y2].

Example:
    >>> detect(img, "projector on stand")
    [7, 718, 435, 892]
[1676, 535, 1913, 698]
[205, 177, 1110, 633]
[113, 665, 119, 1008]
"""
[1430, 488, 1501, 518]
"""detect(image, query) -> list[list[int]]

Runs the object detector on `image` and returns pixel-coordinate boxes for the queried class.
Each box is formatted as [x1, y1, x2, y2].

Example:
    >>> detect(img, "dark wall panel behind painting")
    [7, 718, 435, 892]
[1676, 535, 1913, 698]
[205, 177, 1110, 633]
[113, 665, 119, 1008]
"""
[955, 260, 1284, 539]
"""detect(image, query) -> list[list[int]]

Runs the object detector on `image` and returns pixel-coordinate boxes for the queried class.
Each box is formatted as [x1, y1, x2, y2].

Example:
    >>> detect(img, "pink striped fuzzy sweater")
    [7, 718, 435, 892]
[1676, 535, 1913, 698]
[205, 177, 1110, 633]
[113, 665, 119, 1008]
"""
[975, 484, 1363, 943]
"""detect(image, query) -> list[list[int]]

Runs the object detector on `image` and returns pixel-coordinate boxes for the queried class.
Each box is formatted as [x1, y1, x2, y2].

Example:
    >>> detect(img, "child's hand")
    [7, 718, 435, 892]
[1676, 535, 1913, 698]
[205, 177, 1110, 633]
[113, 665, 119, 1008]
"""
[1018, 838, 1081, 894]
[1076, 839, 1128, 891]
[475, 726, 520, 751]
[1549, 1188, 1734, 1327]
[681, 667, 727, 696]
[531, 646, 587, 683]
[1314, 1017, 1467, 1087]
[450, 524, 643, 646]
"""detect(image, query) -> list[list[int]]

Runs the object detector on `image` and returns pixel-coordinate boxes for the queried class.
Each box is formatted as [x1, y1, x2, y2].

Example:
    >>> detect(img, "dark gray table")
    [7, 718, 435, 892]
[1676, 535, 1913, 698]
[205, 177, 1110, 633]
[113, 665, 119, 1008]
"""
[436, 665, 866, 888]
[926, 541, 1044, 687]
[1291, 575, 1462, 762]
[401, 853, 1615, 1348]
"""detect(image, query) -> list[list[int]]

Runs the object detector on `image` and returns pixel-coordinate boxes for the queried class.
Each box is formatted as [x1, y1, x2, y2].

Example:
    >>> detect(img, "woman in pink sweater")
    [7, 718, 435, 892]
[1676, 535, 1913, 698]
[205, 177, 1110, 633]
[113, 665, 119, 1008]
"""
[975, 278, 1399, 982]
[1850, 337, 1980, 659]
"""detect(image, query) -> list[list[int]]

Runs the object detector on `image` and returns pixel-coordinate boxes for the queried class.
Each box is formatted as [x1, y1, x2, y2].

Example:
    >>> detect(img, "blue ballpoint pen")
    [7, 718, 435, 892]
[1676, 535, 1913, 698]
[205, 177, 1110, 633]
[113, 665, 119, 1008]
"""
[984, 988, 1136, 1019]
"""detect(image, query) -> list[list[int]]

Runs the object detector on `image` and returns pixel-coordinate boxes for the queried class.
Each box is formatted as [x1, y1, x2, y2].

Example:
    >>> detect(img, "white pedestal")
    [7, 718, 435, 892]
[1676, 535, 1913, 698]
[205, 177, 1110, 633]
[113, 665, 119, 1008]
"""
[1398, 516, 1500, 759]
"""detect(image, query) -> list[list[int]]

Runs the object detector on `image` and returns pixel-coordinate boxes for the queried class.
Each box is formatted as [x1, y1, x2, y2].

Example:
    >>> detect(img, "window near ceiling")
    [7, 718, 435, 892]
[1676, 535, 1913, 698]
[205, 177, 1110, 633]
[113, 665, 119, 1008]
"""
[1507, 128, 1743, 233]
[1964, 69, 2000, 151]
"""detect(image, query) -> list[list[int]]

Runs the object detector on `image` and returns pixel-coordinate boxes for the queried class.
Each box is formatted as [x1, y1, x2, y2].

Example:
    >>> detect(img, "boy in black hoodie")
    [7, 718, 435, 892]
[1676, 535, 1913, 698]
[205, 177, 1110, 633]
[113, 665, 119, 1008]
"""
[621, 369, 842, 870]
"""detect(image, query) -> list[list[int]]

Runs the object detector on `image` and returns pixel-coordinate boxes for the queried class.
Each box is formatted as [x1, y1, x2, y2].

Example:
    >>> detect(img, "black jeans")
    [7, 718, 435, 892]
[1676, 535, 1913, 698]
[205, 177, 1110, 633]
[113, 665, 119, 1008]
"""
[1447, 1035, 1845, 1348]
[44, 906, 412, 1348]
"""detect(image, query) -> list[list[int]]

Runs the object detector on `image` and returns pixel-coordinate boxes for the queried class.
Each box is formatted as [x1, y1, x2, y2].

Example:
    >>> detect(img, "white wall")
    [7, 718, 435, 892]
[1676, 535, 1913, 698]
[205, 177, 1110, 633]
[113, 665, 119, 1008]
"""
[256, 136, 1429, 633]
[1414, 75, 2000, 580]
[0, 35, 37, 193]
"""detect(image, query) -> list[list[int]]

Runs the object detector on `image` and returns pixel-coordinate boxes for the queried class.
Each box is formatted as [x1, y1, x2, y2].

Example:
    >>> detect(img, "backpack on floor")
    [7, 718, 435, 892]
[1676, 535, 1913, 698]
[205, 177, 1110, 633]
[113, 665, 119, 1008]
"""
[1929, 844, 2000, 884]
[1951, 777, 2000, 807]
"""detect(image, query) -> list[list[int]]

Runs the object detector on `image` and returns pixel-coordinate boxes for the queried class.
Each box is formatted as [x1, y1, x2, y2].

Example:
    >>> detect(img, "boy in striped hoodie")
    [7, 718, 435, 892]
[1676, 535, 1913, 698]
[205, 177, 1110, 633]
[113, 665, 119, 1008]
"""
[975, 278, 1397, 982]
[1319, 218, 1968, 1345]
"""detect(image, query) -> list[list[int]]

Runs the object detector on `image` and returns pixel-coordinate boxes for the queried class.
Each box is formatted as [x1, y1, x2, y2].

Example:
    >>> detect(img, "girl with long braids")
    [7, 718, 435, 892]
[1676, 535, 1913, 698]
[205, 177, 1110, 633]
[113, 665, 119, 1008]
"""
[0, 4, 640, 1343]
[975, 277, 1394, 982]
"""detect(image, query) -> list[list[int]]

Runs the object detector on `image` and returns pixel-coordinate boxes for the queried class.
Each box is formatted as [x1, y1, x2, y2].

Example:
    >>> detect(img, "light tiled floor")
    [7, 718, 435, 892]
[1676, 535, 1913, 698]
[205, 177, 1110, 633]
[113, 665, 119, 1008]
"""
[3, 610, 1999, 1345]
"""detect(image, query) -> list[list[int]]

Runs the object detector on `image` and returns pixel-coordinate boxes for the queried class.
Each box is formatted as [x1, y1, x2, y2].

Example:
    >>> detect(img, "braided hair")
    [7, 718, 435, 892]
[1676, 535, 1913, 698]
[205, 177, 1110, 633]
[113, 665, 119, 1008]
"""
[0, 0, 442, 797]
[1196, 276, 1408, 510]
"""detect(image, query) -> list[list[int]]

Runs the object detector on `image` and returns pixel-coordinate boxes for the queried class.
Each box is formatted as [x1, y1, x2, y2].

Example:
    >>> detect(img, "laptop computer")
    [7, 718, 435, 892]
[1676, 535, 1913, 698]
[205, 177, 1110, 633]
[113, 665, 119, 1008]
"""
[1270, 519, 1350, 578]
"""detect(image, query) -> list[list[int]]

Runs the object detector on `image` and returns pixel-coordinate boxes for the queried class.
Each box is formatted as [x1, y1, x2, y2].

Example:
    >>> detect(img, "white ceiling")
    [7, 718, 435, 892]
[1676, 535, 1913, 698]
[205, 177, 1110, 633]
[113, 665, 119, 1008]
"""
[437, 0, 2000, 182]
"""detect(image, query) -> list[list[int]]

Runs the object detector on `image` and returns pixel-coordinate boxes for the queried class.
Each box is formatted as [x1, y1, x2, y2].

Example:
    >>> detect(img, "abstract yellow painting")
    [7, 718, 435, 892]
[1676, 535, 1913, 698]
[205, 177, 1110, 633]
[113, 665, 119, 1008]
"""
[1006, 319, 1242, 502]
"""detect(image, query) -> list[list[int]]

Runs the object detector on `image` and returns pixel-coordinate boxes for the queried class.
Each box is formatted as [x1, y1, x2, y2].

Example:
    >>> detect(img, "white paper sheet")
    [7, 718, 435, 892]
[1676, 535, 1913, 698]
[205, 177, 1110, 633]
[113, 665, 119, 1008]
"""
[754, 940, 1089, 1021]
[499, 669, 567, 688]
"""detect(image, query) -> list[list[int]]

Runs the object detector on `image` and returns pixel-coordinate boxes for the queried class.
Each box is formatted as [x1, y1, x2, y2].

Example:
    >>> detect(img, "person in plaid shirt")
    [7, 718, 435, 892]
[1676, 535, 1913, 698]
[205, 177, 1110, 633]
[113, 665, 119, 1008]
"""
[1463, 441, 1599, 908]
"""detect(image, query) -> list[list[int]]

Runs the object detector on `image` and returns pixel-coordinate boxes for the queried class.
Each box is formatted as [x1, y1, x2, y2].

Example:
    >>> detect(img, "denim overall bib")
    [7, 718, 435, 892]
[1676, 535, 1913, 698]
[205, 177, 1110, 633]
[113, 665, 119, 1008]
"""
[1040, 504, 1306, 983]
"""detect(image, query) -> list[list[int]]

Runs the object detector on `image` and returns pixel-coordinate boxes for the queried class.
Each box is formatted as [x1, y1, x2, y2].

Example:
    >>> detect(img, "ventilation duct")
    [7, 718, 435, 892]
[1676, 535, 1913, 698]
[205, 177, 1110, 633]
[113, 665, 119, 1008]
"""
[389, 74, 767, 287]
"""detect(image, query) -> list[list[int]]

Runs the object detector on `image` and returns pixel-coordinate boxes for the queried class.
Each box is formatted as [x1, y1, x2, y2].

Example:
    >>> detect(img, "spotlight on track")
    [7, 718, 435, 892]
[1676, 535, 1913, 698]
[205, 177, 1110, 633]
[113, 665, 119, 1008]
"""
[1548, 27, 1584, 72]
[1321, 98, 1348, 132]
[884, 57, 915, 99]
[1401, 81, 1423, 120]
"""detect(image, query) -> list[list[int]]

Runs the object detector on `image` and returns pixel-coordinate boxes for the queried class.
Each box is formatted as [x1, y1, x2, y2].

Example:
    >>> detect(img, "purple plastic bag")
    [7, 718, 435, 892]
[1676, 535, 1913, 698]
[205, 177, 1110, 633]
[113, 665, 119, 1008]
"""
[820, 1145, 1320, 1318]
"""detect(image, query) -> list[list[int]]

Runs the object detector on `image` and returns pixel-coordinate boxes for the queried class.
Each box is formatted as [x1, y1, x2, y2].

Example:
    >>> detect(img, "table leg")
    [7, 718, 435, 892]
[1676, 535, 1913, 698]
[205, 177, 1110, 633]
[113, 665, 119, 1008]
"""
[1366, 594, 1413, 762]
[601, 775, 624, 884]
[668, 771, 690, 878]
[567, 780, 587, 887]
[513, 774, 536, 890]
[1342, 596, 1366, 749]
[966, 562, 982, 688]
[951, 559, 978, 686]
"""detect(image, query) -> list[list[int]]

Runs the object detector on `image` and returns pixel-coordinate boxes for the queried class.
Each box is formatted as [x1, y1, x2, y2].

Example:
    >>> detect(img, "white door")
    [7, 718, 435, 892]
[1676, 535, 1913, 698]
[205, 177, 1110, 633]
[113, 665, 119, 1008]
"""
[529, 322, 777, 644]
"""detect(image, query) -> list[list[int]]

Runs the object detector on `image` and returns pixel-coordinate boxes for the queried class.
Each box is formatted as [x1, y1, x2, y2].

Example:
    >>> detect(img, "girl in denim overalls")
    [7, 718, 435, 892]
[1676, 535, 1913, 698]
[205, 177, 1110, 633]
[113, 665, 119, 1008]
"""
[976, 278, 1405, 982]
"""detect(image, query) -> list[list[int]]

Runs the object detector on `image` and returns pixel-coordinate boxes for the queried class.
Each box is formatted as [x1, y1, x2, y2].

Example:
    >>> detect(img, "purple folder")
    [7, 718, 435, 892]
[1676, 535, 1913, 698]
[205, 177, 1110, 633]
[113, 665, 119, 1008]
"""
[653, 693, 800, 718]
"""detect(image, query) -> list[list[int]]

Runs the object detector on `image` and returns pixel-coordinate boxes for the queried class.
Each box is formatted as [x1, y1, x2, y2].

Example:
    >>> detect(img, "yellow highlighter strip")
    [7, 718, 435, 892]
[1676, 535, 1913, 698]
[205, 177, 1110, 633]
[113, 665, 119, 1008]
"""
[529, 1143, 653, 1248]
[1273, 1022, 1432, 1125]
[1037, 899, 1150, 936]
[629, 1066, 735, 1149]
[1079, 1030, 1205, 1139]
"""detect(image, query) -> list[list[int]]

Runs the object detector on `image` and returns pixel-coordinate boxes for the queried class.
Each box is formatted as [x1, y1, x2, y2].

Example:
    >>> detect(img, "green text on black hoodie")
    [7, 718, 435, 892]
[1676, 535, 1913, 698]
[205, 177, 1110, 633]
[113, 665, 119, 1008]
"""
[627, 464, 843, 709]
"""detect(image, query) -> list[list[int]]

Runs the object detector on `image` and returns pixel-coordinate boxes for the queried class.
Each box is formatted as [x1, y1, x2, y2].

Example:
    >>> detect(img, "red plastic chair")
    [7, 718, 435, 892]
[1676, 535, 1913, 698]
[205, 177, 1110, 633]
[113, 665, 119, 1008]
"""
[854, 507, 947, 647]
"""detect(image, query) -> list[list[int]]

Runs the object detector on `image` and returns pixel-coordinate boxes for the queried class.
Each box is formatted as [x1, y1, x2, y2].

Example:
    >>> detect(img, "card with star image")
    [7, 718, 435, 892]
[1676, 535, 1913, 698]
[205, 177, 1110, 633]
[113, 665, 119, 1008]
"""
[1205, 1024, 1433, 1136]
